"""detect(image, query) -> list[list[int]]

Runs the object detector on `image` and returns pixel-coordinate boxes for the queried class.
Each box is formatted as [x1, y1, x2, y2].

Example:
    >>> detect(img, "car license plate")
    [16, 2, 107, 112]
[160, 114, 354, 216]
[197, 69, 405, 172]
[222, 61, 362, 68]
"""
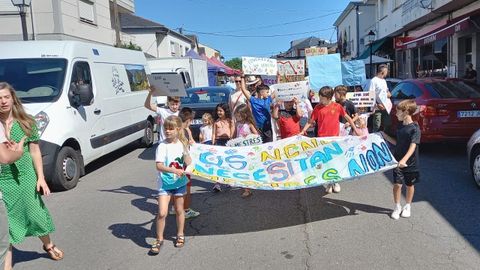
[191, 119, 203, 125]
[457, 110, 480, 118]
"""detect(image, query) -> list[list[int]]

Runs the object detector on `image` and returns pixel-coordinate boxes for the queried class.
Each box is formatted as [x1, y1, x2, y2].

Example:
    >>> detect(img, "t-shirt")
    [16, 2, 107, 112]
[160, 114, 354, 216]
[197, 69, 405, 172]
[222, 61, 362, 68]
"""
[394, 122, 421, 173]
[298, 99, 313, 118]
[155, 140, 188, 190]
[229, 90, 246, 113]
[156, 107, 179, 142]
[250, 96, 272, 128]
[236, 122, 254, 138]
[367, 76, 392, 113]
[337, 99, 356, 123]
[200, 125, 213, 143]
[311, 102, 346, 137]
[278, 110, 300, 139]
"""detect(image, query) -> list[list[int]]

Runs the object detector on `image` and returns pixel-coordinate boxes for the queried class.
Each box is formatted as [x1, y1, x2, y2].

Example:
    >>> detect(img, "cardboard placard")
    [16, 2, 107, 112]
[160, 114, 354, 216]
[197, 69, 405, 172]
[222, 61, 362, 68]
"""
[242, 57, 278, 76]
[148, 73, 187, 97]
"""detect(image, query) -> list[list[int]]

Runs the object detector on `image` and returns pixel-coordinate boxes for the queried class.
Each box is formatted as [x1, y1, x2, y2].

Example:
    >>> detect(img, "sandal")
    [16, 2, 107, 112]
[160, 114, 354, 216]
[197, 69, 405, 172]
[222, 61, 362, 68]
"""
[150, 239, 164, 254]
[43, 244, 64, 261]
[241, 189, 252, 198]
[175, 235, 185, 248]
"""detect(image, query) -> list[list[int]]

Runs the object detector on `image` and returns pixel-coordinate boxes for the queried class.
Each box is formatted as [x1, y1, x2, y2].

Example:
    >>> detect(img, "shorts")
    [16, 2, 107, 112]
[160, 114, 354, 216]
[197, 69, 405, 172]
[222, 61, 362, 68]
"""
[158, 184, 187, 197]
[0, 195, 9, 268]
[215, 138, 229, 146]
[393, 168, 420, 186]
[202, 140, 212, 145]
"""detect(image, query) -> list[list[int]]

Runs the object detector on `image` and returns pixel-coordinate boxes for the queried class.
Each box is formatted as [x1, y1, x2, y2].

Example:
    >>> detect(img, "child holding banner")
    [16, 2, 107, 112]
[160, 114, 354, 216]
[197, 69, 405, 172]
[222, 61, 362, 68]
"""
[300, 86, 360, 194]
[271, 97, 303, 139]
[212, 103, 234, 192]
[380, 100, 421, 220]
[334, 85, 357, 136]
[233, 104, 259, 198]
[199, 113, 213, 145]
[151, 115, 191, 254]
[144, 87, 180, 141]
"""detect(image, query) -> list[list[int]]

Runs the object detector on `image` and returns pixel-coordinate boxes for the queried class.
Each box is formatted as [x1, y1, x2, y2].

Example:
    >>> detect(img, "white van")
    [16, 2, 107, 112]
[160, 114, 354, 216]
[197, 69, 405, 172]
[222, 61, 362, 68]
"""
[0, 41, 155, 190]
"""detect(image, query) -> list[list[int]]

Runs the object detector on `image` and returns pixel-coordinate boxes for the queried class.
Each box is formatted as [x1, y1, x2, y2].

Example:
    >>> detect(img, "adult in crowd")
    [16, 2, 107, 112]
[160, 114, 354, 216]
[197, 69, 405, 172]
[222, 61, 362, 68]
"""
[463, 63, 477, 83]
[0, 82, 64, 270]
[245, 75, 263, 97]
[365, 64, 392, 133]
[228, 75, 247, 114]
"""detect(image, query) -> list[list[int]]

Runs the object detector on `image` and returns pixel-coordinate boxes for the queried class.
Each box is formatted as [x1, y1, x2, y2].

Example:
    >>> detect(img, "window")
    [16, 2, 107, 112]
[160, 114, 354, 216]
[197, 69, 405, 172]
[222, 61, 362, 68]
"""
[70, 61, 93, 104]
[391, 82, 423, 99]
[426, 81, 480, 99]
[465, 36, 473, 64]
[125, 65, 149, 91]
[79, 0, 96, 24]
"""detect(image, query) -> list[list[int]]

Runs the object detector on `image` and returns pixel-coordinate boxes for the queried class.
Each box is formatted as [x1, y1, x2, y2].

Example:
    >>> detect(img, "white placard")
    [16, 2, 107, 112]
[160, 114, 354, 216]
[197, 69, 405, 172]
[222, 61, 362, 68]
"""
[226, 134, 263, 147]
[271, 81, 309, 102]
[242, 57, 278, 76]
[346, 91, 376, 108]
[277, 59, 305, 76]
[148, 73, 187, 97]
[305, 47, 328, 57]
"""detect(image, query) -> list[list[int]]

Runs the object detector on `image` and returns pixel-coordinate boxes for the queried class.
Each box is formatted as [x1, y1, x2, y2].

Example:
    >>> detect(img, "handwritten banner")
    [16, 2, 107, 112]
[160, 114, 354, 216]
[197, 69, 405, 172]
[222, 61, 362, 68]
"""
[305, 47, 328, 57]
[277, 59, 305, 76]
[346, 91, 376, 108]
[226, 134, 263, 147]
[278, 75, 305, 83]
[148, 73, 187, 97]
[242, 57, 278, 76]
[187, 134, 397, 190]
[271, 81, 309, 101]
[307, 53, 342, 90]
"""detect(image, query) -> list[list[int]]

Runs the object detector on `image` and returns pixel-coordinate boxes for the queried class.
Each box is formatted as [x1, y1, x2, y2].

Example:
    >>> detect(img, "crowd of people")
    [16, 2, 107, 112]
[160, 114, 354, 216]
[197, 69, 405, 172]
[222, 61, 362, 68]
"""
[143, 64, 422, 254]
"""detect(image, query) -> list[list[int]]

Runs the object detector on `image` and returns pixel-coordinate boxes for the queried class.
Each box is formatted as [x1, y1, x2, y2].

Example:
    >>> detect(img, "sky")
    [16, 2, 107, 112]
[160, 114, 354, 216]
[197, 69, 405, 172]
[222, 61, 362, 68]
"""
[135, 0, 353, 60]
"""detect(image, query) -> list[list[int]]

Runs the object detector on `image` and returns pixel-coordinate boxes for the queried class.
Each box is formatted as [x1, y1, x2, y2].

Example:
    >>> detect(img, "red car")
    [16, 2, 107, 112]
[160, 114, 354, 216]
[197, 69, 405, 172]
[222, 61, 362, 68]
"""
[389, 78, 480, 143]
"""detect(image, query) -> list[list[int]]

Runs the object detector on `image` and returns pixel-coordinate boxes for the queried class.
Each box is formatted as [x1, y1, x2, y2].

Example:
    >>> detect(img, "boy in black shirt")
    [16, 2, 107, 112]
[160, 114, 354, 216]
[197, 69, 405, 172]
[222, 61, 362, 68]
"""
[334, 85, 357, 122]
[381, 100, 420, 220]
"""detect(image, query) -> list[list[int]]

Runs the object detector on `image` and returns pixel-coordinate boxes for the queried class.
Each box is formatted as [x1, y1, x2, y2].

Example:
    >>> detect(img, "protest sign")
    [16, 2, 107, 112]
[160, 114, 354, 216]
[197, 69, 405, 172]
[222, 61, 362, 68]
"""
[342, 60, 366, 86]
[242, 57, 278, 76]
[262, 75, 278, 86]
[278, 75, 305, 83]
[305, 47, 328, 57]
[277, 59, 305, 76]
[148, 72, 187, 97]
[307, 54, 342, 90]
[346, 91, 376, 108]
[271, 81, 309, 101]
[187, 134, 397, 190]
[226, 134, 263, 147]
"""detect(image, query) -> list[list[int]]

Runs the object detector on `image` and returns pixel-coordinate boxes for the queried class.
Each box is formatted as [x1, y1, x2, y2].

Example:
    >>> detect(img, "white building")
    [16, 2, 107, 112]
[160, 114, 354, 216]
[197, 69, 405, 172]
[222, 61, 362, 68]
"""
[0, 0, 134, 45]
[334, 1, 376, 60]
[119, 12, 193, 58]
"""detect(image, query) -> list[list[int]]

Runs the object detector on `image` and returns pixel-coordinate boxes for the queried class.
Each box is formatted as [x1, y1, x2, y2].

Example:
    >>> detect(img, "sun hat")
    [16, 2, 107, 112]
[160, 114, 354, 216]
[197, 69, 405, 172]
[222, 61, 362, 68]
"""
[245, 75, 260, 85]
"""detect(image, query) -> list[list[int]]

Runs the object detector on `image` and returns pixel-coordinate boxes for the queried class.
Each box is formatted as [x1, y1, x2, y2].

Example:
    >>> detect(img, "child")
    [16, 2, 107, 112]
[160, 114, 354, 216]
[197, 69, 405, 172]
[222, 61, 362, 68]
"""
[199, 113, 213, 145]
[271, 97, 303, 139]
[380, 100, 421, 220]
[233, 104, 259, 198]
[240, 78, 273, 143]
[212, 103, 234, 192]
[301, 86, 360, 194]
[334, 85, 357, 136]
[144, 87, 180, 142]
[151, 115, 191, 254]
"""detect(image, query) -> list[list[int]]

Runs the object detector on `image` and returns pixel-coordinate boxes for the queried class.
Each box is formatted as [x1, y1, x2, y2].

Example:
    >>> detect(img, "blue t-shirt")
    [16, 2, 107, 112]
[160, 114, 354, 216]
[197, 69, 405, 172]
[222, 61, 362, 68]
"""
[250, 96, 272, 127]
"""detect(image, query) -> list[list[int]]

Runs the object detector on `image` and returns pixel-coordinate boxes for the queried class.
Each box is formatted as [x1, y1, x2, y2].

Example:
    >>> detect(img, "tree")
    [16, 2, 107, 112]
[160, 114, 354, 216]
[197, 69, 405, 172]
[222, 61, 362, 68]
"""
[225, 57, 242, 70]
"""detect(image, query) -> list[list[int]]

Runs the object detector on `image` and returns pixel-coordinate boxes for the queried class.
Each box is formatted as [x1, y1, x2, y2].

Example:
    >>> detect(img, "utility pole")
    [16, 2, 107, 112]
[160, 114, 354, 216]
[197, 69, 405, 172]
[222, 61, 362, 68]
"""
[113, 0, 121, 46]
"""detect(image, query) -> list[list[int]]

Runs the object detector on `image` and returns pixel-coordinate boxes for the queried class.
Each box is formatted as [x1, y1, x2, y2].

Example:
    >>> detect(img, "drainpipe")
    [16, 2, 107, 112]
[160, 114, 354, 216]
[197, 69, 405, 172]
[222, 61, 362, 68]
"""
[356, 5, 360, 59]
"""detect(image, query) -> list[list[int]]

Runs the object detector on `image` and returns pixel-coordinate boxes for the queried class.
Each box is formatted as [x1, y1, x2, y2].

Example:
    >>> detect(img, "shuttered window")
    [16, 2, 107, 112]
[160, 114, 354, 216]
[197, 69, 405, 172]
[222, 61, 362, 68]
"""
[79, 0, 96, 24]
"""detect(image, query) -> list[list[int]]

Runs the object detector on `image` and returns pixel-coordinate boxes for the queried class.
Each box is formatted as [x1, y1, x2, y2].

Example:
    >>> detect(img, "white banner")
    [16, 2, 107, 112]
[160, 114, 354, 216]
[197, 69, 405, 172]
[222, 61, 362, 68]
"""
[271, 81, 309, 102]
[148, 73, 187, 97]
[277, 59, 305, 76]
[242, 57, 278, 76]
[346, 91, 376, 108]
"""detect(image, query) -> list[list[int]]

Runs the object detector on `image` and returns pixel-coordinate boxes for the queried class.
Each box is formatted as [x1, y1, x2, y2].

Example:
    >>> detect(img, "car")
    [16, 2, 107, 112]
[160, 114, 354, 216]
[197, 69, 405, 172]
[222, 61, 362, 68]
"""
[386, 78, 402, 91]
[180, 86, 233, 141]
[467, 129, 480, 188]
[389, 78, 480, 143]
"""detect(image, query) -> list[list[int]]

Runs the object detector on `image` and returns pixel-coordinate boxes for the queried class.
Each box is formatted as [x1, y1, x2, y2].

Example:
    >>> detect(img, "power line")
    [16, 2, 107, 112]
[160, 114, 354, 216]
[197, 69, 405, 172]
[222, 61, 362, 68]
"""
[183, 27, 336, 38]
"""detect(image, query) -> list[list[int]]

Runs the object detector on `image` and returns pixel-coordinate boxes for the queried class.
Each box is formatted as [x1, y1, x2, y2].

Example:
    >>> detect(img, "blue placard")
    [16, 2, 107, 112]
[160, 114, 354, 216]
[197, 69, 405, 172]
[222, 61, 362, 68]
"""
[342, 60, 366, 86]
[307, 53, 342, 90]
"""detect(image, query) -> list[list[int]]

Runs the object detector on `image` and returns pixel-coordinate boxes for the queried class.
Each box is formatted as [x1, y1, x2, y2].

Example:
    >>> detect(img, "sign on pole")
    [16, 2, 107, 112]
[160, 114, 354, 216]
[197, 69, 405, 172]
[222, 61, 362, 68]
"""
[242, 57, 278, 76]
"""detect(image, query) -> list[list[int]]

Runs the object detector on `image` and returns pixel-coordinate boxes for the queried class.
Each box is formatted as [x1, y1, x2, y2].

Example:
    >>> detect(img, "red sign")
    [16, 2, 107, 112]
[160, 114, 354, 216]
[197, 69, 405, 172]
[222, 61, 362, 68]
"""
[394, 37, 415, 49]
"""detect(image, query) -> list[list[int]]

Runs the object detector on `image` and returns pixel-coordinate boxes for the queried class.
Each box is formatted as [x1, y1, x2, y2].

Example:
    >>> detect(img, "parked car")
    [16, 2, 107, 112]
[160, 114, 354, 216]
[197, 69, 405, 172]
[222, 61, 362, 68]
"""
[389, 78, 480, 143]
[180, 86, 233, 141]
[386, 78, 402, 91]
[467, 129, 480, 188]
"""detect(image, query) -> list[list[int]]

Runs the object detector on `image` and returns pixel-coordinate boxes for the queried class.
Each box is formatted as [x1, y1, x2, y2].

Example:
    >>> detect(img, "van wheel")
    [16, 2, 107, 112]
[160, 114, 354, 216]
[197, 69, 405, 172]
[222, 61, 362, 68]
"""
[51, 146, 81, 191]
[471, 148, 480, 189]
[139, 120, 154, 148]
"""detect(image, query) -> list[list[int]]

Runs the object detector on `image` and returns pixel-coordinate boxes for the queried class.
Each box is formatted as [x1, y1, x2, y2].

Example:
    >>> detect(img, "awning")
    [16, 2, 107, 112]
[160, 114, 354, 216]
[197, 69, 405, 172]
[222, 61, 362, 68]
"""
[360, 55, 394, 64]
[396, 17, 471, 50]
[357, 37, 388, 60]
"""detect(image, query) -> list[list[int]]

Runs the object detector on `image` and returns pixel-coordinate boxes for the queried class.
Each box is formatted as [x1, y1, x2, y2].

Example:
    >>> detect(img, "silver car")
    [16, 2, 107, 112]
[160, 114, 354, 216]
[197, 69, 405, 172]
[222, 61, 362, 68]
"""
[467, 129, 480, 188]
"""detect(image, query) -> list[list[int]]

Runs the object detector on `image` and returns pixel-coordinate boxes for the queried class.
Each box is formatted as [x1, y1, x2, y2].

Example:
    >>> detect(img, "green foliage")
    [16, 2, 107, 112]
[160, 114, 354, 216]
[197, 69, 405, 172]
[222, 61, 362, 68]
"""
[117, 41, 142, 51]
[224, 57, 242, 70]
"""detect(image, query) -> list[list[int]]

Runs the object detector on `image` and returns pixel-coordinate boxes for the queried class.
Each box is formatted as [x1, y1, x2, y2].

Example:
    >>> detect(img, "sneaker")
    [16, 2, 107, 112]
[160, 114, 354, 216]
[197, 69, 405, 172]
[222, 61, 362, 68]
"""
[401, 205, 411, 218]
[332, 183, 341, 193]
[212, 183, 222, 192]
[325, 184, 333, 194]
[185, 208, 200, 219]
[168, 206, 175, 215]
[391, 205, 402, 220]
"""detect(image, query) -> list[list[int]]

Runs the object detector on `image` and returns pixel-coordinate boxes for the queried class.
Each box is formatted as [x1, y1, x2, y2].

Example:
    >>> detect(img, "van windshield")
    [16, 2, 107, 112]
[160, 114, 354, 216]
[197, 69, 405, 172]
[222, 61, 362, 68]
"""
[0, 58, 67, 103]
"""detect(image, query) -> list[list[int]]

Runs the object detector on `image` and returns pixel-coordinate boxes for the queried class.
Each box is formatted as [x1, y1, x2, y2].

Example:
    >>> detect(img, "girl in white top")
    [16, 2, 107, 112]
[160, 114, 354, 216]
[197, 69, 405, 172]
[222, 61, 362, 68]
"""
[199, 113, 213, 144]
[233, 104, 258, 198]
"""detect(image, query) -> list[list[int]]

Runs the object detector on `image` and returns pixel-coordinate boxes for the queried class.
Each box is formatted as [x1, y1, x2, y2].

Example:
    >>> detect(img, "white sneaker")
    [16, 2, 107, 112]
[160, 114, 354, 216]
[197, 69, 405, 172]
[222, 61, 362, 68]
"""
[391, 205, 402, 220]
[333, 183, 341, 193]
[185, 208, 200, 219]
[401, 205, 411, 218]
[325, 184, 333, 194]
[168, 206, 175, 215]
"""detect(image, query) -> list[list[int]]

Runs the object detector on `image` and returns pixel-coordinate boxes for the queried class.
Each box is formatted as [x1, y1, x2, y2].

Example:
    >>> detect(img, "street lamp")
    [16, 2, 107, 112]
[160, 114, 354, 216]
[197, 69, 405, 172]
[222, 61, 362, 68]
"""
[367, 30, 375, 78]
[11, 0, 32, 41]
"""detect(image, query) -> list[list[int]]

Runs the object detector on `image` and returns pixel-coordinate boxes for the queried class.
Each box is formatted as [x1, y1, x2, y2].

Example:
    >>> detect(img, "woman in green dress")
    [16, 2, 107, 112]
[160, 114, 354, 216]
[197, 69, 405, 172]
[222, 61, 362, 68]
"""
[0, 82, 63, 270]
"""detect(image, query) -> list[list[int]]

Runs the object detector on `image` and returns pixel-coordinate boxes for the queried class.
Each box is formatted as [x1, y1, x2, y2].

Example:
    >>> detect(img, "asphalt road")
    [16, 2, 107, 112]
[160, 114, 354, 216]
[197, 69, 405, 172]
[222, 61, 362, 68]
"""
[10, 141, 480, 270]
